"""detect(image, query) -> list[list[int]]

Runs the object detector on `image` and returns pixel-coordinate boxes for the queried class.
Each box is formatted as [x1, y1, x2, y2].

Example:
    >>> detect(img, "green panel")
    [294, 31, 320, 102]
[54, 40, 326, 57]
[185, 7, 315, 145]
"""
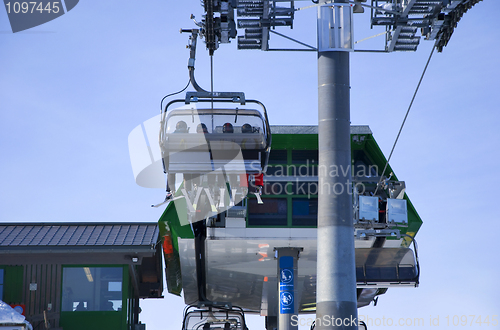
[271, 134, 319, 150]
[157, 184, 193, 296]
[3, 266, 23, 303]
[158, 220, 183, 296]
[363, 135, 396, 178]
[60, 311, 123, 330]
[158, 194, 194, 242]
[121, 265, 128, 328]
[163, 249, 183, 296]
[402, 195, 423, 236]
[287, 196, 292, 227]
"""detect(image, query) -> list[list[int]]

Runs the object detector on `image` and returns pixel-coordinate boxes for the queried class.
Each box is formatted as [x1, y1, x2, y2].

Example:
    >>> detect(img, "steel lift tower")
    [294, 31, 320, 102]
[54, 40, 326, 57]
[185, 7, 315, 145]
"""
[316, 1, 357, 329]
[180, 0, 484, 329]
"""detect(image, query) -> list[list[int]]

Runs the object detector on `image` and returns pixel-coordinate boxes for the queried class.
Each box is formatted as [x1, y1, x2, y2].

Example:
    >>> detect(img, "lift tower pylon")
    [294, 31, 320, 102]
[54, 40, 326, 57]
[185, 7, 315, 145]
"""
[316, 0, 358, 329]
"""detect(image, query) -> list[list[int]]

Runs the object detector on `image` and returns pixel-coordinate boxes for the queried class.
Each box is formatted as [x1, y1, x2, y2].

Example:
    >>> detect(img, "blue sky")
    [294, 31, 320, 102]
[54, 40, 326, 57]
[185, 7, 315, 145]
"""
[1, 1, 499, 329]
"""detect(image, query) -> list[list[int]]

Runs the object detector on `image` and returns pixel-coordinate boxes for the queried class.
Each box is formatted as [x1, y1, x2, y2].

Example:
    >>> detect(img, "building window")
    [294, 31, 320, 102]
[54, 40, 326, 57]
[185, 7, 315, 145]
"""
[291, 150, 318, 164]
[268, 150, 287, 164]
[290, 181, 318, 196]
[248, 198, 288, 226]
[292, 198, 318, 226]
[0, 268, 4, 300]
[62, 267, 123, 312]
[262, 182, 289, 195]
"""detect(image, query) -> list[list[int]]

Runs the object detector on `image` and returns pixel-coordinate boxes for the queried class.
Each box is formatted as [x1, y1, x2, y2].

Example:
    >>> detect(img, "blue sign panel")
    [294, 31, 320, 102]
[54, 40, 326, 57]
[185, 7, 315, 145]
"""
[279, 256, 294, 314]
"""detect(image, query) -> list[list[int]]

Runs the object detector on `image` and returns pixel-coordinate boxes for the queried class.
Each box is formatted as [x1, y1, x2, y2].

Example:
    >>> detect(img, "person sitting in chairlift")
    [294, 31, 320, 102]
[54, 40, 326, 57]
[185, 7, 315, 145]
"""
[174, 120, 188, 133]
[241, 123, 253, 133]
[222, 122, 234, 133]
[197, 123, 208, 133]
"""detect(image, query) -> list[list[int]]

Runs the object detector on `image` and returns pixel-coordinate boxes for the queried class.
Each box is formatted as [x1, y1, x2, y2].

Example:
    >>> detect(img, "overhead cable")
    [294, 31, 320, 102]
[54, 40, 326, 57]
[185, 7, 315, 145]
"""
[374, 42, 437, 195]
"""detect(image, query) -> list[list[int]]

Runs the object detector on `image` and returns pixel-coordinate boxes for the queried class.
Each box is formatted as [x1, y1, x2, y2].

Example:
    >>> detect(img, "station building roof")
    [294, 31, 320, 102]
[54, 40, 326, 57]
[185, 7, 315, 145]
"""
[0, 223, 160, 265]
[270, 125, 372, 135]
[0, 223, 158, 248]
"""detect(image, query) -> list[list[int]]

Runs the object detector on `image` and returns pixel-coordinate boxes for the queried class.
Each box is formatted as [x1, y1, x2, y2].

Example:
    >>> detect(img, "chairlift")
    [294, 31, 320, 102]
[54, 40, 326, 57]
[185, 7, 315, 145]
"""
[181, 305, 248, 330]
[153, 30, 270, 209]
[160, 92, 271, 176]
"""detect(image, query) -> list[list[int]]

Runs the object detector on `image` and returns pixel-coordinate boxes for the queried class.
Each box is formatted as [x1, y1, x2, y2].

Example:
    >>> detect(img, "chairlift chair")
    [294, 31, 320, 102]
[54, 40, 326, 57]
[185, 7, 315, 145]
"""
[160, 92, 271, 177]
[181, 305, 248, 330]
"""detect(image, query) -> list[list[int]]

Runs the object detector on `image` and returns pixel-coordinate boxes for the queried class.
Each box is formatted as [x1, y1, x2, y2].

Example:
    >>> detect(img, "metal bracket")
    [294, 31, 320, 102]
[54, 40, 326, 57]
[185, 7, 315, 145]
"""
[356, 229, 401, 239]
[185, 91, 246, 105]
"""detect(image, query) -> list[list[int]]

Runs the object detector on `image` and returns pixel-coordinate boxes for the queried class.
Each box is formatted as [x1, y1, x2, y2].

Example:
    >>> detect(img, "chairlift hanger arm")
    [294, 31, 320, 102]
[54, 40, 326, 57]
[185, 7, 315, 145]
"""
[181, 29, 210, 93]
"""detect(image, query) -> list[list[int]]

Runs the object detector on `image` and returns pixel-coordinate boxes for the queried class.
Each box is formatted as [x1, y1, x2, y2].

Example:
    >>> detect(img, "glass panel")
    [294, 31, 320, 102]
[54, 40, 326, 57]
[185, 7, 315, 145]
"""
[262, 182, 289, 195]
[166, 113, 267, 152]
[359, 195, 379, 221]
[338, 5, 353, 50]
[398, 266, 417, 280]
[292, 198, 318, 226]
[264, 165, 288, 176]
[248, 198, 287, 226]
[62, 267, 123, 312]
[356, 267, 365, 281]
[289, 165, 318, 177]
[290, 182, 318, 196]
[317, 4, 353, 51]
[166, 113, 265, 135]
[365, 267, 397, 281]
[167, 114, 213, 134]
[108, 282, 121, 292]
[0, 269, 4, 300]
[387, 199, 408, 223]
[291, 150, 318, 164]
[317, 5, 334, 51]
[213, 115, 264, 135]
[268, 150, 287, 164]
[353, 160, 378, 178]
